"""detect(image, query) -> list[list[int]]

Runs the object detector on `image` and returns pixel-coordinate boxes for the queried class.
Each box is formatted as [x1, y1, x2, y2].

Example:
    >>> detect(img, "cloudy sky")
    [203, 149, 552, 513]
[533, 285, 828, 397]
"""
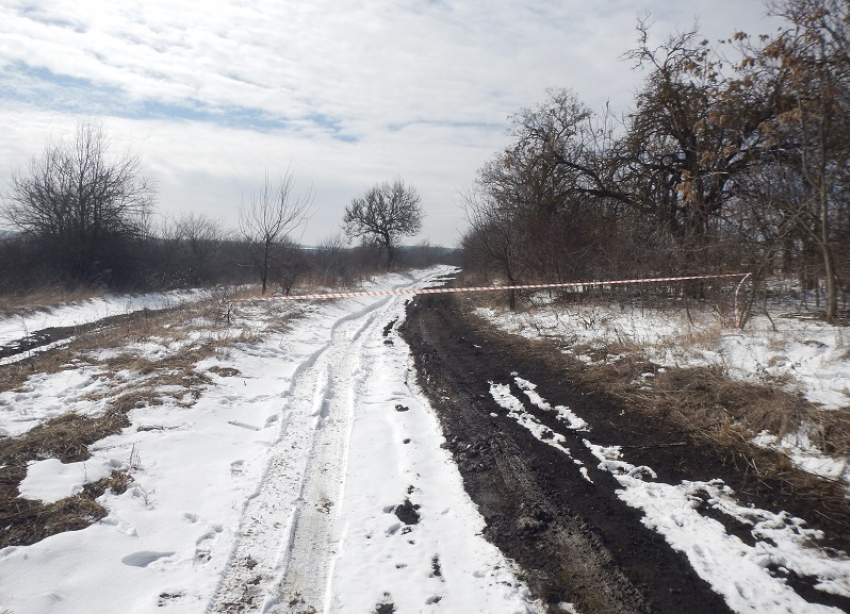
[0, 0, 781, 247]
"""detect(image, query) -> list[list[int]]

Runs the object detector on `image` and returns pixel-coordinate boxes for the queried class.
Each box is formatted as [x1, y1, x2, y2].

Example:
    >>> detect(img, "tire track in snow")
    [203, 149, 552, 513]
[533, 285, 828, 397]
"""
[275, 305, 382, 612]
[207, 291, 407, 614]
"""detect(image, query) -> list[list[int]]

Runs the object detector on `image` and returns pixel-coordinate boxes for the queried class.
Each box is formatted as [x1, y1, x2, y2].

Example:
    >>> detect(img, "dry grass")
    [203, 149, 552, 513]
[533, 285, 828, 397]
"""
[655, 367, 804, 438]
[471, 294, 849, 460]
[0, 467, 132, 549]
[0, 410, 130, 467]
[0, 294, 265, 394]
[678, 320, 725, 348]
[0, 383, 196, 548]
[0, 286, 108, 318]
[567, 347, 850, 464]
[586, 350, 850, 530]
[0, 394, 141, 548]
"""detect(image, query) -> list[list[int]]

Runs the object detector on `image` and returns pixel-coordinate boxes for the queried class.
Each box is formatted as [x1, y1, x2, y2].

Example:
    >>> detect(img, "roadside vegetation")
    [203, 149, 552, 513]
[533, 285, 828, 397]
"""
[454, 0, 850, 531]
[460, 0, 850, 324]
[0, 121, 450, 301]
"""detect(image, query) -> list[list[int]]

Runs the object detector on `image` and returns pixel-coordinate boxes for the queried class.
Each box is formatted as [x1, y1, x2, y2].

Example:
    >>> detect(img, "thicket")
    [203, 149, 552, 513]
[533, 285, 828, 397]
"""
[0, 227, 453, 298]
[460, 0, 850, 322]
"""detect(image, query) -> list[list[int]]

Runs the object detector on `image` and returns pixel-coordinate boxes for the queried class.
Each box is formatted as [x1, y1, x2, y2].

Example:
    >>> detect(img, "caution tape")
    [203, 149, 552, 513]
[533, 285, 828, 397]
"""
[232, 273, 750, 303]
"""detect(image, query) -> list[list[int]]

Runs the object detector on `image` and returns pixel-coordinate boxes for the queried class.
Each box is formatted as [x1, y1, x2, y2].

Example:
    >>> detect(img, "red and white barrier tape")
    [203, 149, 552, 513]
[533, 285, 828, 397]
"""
[233, 272, 750, 303]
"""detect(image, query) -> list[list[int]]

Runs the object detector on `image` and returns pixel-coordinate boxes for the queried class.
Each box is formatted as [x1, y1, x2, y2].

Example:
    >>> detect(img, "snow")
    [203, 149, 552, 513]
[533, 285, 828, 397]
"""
[4, 274, 850, 614]
[477, 301, 850, 410]
[489, 382, 572, 455]
[19, 457, 127, 503]
[0, 364, 129, 438]
[0, 288, 218, 348]
[0, 268, 540, 614]
[753, 431, 850, 484]
[514, 377, 589, 431]
[610, 476, 850, 613]
[488, 380, 589, 481]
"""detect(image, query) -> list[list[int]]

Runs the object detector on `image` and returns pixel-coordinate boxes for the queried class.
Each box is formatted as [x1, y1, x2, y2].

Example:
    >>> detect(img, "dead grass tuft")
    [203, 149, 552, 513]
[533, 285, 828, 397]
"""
[0, 389, 161, 548]
[0, 467, 132, 549]
[0, 410, 130, 467]
[805, 409, 850, 457]
[678, 320, 725, 348]
[208, 366, 242, 378]
[652, 367, 807, 442]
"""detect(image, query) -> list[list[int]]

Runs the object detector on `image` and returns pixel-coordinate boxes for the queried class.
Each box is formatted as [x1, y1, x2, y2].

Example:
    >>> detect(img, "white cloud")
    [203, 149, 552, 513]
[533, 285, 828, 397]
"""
[0, 0, 783, 246]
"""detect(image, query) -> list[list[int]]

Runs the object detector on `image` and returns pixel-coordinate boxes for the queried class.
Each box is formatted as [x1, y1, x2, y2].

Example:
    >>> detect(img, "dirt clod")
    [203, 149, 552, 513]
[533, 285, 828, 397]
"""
[394, 499, 420, 525]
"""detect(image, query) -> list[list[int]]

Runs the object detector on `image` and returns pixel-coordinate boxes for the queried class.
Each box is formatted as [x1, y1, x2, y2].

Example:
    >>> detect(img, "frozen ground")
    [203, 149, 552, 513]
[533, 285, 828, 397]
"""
[0, 268, 539, 614]
[477, 297, 850, 487]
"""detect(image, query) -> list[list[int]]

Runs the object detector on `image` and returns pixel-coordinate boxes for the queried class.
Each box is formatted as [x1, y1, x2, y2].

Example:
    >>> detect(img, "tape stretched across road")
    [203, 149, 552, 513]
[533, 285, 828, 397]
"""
[232, 273, 750, 302]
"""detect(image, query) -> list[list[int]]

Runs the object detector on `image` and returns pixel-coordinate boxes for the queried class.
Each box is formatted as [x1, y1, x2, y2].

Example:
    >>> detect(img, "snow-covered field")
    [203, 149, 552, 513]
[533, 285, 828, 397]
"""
[477, 297, 850, 488]
[0, 268, 538, 614]
[0, 288, 219, 349]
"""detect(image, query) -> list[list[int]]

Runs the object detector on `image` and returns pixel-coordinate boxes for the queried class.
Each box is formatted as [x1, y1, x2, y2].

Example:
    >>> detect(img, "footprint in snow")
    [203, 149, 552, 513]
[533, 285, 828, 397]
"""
[195, 524, 223, 564]
[100, 516, 138, 537]
[231, 460, 245, 477]
[121, 551, 176, 568]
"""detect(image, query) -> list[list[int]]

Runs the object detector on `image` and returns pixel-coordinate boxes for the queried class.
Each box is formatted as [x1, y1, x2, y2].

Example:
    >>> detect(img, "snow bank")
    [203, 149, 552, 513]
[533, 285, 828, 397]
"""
[0, 288, 219, 348]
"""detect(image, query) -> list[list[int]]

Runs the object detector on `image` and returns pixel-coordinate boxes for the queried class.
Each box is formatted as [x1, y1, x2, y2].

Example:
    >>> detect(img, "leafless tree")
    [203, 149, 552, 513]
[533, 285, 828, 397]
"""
[343, 178, 423, 269]
[239, 169, 313, 294]
[1, 120, 155, 286]
[461, 187, 526, 309]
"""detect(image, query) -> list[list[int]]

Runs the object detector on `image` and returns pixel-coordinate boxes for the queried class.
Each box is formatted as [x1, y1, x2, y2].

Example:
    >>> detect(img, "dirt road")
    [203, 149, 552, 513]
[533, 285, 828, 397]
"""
[402, 293, 850, 614]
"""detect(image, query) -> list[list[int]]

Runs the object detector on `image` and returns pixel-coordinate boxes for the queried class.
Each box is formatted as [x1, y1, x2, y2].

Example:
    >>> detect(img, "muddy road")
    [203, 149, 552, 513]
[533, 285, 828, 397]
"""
[402, 293, 850, 614]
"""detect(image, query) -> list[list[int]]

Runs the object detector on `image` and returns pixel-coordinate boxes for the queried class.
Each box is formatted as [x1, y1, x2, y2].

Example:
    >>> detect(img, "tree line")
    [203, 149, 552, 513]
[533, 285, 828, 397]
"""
[0, 122, 433, 296]
[460, 0, 850, 321]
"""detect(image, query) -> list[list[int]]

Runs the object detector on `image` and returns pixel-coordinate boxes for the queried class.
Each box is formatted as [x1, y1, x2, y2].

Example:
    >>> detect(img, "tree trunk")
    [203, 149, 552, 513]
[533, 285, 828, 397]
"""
[261, 240, 270, 295]
[821, 192, 838, 321]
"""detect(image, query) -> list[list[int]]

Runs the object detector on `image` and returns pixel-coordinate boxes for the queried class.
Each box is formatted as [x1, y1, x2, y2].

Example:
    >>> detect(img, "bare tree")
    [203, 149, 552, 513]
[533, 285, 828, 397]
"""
[460, 184, 530, 310]
[1, 120, 155, 287]
[343, 178, 423, 269]
[239, 169, 313, 294]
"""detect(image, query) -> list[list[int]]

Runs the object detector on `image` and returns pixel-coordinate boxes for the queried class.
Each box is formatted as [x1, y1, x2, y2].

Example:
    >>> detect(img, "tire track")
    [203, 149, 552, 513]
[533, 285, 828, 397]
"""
[207, 295, 400, 614]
